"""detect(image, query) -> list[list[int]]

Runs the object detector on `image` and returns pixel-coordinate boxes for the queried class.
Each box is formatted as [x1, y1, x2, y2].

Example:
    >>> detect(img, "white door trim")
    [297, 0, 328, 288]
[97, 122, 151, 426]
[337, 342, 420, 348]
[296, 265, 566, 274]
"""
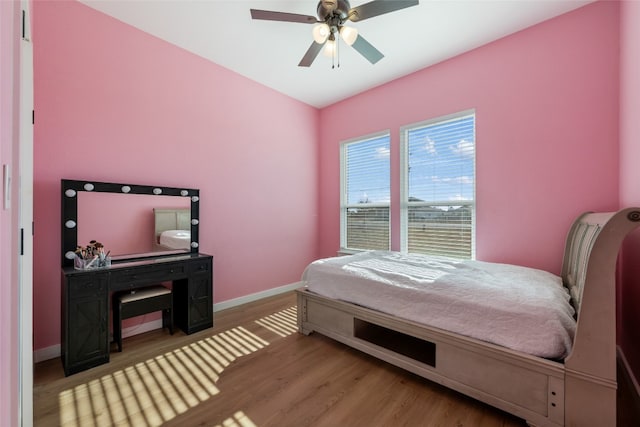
[19, 1, 34, 425]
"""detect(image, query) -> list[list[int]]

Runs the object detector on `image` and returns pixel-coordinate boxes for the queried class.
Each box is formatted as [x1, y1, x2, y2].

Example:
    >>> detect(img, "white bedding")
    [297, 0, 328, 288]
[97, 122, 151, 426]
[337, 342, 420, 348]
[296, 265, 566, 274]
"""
[159, 229, 191, 249]
[302, 251, 576, 359]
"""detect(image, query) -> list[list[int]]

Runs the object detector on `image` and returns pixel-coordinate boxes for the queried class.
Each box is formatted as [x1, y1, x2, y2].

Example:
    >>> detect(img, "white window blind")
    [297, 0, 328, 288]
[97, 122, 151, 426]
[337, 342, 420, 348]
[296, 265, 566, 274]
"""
[341, 133, 390, 251]
[401, 111, 475, 258]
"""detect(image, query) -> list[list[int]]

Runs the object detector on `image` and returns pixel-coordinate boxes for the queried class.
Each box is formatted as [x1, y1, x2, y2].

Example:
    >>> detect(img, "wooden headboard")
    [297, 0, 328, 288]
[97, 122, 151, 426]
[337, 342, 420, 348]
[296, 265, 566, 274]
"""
[561, 208, 640, 381]
[153, 208, 190, 244]
[562, 216, 603, 312]
[561, 209, 640, 313]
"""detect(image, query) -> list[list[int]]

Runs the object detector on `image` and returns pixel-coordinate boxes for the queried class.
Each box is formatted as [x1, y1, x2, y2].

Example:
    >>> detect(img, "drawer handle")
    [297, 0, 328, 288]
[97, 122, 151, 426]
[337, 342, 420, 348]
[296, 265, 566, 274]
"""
[170, 269, 174, 273]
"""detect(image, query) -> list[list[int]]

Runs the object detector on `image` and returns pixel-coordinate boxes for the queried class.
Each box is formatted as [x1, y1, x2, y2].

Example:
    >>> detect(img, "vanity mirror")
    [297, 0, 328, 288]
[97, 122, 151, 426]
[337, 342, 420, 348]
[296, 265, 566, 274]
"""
[61, 179, 200, 267]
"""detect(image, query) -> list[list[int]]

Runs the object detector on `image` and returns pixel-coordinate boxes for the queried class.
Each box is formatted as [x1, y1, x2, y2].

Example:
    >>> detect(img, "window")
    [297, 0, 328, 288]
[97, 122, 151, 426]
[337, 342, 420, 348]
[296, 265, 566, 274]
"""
[400, 110, 475, 258]
[340, 132, 390, 251]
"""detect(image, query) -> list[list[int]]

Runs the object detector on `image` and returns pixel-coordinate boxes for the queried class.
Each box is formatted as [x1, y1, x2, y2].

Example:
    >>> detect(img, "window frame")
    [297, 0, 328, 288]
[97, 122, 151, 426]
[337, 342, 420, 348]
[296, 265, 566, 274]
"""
[340, 130, 391, 252]
[399, 109, 476, 258]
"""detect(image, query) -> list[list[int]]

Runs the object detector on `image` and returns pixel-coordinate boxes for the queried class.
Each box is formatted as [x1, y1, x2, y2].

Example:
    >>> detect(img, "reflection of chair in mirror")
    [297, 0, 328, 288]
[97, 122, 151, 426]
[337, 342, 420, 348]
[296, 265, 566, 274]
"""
[153, 208, 191, 251]
[112, 285, 173, 352]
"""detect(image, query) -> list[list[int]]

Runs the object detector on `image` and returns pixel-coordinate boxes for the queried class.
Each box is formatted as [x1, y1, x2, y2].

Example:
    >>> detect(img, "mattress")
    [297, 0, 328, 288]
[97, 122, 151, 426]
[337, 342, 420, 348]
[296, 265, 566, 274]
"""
[159, 229, 191, 249]
[302, 251, 576, 359]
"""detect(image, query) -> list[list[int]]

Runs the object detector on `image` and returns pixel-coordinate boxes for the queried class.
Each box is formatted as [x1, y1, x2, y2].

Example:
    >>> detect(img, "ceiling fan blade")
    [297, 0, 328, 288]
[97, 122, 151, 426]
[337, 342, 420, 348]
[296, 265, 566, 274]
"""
[351, 34, 384, 64]
[250, 9, 318, 24]
[349, 0, 419, 22]
[298, 41, 325, 67]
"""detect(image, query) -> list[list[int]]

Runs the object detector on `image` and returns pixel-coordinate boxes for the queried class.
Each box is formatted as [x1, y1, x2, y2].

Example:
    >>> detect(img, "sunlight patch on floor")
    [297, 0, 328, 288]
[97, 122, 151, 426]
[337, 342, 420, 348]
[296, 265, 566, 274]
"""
[58, 307, 296, 426]
[215, 410, 257, 427]
[254, 305, 298, 337]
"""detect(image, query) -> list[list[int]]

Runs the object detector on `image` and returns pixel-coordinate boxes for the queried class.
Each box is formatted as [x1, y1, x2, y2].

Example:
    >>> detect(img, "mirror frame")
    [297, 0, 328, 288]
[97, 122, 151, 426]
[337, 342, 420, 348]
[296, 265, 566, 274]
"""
[61, 179, 200, 267]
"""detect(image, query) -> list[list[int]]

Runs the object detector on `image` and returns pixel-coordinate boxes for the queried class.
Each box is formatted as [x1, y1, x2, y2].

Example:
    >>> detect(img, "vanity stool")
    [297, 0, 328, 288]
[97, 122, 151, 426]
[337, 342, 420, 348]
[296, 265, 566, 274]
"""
[112, 285, 173, 352]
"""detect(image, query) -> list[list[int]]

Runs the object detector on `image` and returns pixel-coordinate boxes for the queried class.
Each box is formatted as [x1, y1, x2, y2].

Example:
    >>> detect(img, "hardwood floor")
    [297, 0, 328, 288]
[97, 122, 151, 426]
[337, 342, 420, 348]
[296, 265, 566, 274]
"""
[34, 291, 637, 427]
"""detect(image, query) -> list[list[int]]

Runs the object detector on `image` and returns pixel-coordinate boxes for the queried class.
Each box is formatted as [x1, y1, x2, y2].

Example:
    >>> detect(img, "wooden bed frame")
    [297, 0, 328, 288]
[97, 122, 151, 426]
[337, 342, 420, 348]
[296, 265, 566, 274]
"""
[296, 208, 640, 427]
[153, 208, 191, 250]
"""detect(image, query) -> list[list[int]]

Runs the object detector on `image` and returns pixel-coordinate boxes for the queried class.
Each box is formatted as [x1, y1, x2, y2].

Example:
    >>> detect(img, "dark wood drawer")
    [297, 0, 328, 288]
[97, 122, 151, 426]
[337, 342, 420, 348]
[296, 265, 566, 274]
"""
[67, 276, 108, 299]
[189, 258, 212, 275]
[110, 262, 187, 290]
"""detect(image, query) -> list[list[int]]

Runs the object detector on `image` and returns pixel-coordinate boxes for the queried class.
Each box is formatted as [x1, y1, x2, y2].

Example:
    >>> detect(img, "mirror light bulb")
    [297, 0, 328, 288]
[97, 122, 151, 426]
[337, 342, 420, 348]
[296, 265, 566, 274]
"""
[83, 183, 94, 191]
[153, 188, 162, 195]
[65, 220, 76, 229]
[65, 189, 76, 198]
[121, 186, 131, 193]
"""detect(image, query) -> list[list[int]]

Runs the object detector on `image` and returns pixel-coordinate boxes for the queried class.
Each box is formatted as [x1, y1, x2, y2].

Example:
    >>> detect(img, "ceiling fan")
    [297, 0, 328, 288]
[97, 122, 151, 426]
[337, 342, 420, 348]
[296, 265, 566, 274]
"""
[250, 0, 419, 67]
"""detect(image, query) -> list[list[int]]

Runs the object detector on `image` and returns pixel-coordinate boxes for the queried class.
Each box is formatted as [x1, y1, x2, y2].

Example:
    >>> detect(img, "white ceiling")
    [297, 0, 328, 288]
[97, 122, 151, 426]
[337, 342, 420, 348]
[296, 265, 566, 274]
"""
[79, 0, 595, 108]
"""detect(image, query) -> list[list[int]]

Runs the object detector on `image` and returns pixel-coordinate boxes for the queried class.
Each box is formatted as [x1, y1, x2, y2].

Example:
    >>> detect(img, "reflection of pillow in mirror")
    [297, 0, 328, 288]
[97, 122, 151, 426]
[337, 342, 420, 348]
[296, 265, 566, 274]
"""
[159, 230, 191, 249]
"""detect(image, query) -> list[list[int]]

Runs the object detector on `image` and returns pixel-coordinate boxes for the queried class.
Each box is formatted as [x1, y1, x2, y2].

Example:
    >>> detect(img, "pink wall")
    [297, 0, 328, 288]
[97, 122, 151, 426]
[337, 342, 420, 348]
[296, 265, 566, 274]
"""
[318, 1, 620, 278]
[32, 1, 319, 351]
[619, 0, 640, 380]
[0, 1, 21, 425]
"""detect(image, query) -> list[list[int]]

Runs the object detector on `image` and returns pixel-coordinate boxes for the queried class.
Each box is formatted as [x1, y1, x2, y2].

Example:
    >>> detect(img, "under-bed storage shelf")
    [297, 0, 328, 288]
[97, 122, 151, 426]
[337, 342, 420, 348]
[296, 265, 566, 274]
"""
[354, 318, 436, 367]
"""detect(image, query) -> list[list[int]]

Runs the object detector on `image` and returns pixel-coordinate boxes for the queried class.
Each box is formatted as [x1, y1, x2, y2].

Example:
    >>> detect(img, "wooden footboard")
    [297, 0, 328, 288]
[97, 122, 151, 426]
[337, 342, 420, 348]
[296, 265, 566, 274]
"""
[297, 289, 565, 427]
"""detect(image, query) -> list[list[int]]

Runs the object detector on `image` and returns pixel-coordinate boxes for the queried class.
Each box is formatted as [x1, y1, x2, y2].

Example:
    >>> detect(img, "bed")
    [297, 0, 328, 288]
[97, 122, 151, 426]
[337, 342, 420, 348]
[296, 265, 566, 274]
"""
[296, 208, 640, 427]
[153, 208, 191, 250]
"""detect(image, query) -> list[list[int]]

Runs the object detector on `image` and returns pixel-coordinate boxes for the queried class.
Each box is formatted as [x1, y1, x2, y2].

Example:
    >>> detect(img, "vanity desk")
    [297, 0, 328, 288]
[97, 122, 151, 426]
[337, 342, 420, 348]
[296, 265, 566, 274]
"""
[60, 179, 212, 376]
[61, 253, 213, 376]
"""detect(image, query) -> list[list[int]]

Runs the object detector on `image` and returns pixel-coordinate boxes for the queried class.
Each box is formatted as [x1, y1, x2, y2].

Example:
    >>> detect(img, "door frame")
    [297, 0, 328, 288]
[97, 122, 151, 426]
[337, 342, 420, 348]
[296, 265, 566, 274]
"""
[19, 0, 34, 425]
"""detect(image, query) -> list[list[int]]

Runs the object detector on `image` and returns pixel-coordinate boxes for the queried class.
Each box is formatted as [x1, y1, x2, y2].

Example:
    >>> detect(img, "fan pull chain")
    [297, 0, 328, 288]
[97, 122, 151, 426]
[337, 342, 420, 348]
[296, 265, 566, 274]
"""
[332, 39, 336, 69]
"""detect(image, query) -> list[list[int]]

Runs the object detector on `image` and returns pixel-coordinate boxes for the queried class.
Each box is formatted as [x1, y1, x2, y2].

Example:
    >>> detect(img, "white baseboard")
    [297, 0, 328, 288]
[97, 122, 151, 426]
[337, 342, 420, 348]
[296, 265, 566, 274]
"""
[34, 319, 164, 363]
[34, 344, 60, 364]
[213, 281, 302, 312]
[34, 282, 303, 363]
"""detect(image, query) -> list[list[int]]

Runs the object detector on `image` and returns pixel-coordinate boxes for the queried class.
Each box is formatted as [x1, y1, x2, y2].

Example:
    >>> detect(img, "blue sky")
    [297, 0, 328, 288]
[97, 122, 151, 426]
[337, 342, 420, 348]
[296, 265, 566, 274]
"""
[345, 114, 475, 205]
[345, 135, 391, 205]
[407, 115, 475, 204]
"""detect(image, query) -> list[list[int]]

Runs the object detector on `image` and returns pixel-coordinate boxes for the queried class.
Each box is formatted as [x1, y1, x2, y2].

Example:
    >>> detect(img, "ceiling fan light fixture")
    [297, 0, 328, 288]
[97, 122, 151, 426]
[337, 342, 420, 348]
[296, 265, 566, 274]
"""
[322, 39, 337, 57]
[312, 23, 330, 44]
[339, 25, 358, 46]
[250, 0, 419, 68]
